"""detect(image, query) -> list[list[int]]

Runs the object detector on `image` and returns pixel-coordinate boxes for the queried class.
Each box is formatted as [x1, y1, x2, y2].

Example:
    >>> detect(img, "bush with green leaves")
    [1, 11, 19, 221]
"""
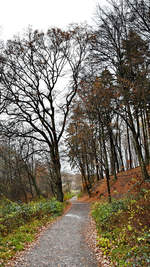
[92, 199, 128, 231]
[64, 192, 75, 200]
[0, 197, 64, 236]
[92, 195, 150, 266]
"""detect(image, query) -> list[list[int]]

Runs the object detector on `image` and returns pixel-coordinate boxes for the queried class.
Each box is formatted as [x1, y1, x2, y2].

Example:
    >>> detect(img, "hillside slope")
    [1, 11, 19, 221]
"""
[82, 165, 150, 266]
[79, 165, 150, 202]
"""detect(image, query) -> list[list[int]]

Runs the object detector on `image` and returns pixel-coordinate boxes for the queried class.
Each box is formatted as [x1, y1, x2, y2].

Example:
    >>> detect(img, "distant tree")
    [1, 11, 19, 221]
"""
[66, 105, 95, 197]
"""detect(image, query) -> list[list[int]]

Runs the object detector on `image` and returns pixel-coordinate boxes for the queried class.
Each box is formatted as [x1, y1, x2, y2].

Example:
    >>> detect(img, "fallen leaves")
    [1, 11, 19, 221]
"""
[85, 214, 111, 267]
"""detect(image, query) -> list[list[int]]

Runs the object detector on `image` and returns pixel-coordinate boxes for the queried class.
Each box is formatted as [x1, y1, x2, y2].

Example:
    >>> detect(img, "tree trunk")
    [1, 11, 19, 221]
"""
[95, 157, 100, 181]
[27, 174, 34, 198]
[80, 164, 91, 197]
[133, 131, 149, 180]
[126, 122, 132, 169]
[117, 131, 125, 171]
[145, 109, 150, 144]
[102, 128, 112, 203]
[51, 143, 64, 202]
[92, 138, 100, 181]
[105, 168, 111, 203]
[126, 104, 149, 180]
[141, 110, 149, 164]
[108, 128, 117, 180]
[30, 173, 42, 197]
[52, 158, 64, 202]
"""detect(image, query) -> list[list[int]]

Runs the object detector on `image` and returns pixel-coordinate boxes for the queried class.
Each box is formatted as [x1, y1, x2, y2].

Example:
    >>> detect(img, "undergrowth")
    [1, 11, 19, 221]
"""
[77, 191, 84, 199]
[92, 189, 150, 266]
[63, 191, 75, 200]
[0, 197, 65, 266]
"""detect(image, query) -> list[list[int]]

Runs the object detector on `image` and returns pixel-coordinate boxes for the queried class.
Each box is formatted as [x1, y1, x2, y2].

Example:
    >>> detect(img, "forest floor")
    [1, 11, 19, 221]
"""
[79, 164, 150, 203]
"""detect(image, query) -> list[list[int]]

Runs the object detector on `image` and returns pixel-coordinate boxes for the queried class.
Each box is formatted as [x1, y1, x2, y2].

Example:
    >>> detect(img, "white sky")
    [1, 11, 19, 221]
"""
[0, 0, 106, 41]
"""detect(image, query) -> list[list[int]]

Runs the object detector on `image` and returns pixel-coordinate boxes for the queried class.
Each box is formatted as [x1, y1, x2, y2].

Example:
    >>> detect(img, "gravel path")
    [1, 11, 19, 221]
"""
[13, 200, 98, 267]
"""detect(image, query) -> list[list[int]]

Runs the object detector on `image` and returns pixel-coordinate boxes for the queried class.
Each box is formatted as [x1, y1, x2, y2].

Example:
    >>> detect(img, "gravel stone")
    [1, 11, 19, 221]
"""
[12, 202, 98, 267]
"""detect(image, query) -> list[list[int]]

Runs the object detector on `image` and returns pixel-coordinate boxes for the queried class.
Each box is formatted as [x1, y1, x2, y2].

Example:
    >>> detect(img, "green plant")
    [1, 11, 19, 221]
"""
[0, 197, 65, 266]
[91, 193, 150, 266]
[64, 192, 75, 200]
[92, 199, 128, 231]
[0, 197, 64, 235]
[77, 191, 83, 199]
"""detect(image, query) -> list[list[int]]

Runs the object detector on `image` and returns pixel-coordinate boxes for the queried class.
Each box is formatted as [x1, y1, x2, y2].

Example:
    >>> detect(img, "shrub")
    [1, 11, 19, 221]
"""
[0, 197, 65, 265]
[0, 197, 64, 236]
[92, 199, 128, 231]
[77, 191, 83, 199]
[64, 192, 75, 200]
[91, 194, 150, 266]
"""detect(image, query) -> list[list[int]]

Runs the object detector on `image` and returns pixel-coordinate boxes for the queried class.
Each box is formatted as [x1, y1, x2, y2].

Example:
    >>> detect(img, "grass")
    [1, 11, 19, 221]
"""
[0, 216, 54, 266]
[0, 197, 65, 266]
[91, 189, 150, 266]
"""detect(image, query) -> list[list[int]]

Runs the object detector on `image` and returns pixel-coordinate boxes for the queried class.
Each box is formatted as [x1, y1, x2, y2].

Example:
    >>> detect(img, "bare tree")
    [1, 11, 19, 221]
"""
[1, 26, 89, 201]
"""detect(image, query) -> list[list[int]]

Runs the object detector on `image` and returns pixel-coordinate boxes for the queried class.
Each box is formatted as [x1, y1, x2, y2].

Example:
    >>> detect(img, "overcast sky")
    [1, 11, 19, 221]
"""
[0, 0, 107, 41]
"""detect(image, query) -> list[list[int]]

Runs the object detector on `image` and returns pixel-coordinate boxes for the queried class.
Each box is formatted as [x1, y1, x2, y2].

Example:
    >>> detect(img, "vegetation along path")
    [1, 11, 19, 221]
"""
[11, 200, 97, 267]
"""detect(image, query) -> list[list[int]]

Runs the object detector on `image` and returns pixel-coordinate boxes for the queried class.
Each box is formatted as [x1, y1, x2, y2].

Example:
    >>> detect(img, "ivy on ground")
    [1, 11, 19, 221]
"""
[92, 190, 150, 266]
[0, 197, 65, 266]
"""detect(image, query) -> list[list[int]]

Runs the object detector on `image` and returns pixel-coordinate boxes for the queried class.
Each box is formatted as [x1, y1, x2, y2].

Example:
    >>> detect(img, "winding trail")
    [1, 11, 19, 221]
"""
[13, 198, 97, 267]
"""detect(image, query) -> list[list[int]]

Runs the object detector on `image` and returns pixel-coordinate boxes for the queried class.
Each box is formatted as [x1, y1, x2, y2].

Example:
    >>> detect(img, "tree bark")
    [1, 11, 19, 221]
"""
[132, 130, 149, 180]
[51, 147, 64, 202]
[105, 168, 111, 203]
